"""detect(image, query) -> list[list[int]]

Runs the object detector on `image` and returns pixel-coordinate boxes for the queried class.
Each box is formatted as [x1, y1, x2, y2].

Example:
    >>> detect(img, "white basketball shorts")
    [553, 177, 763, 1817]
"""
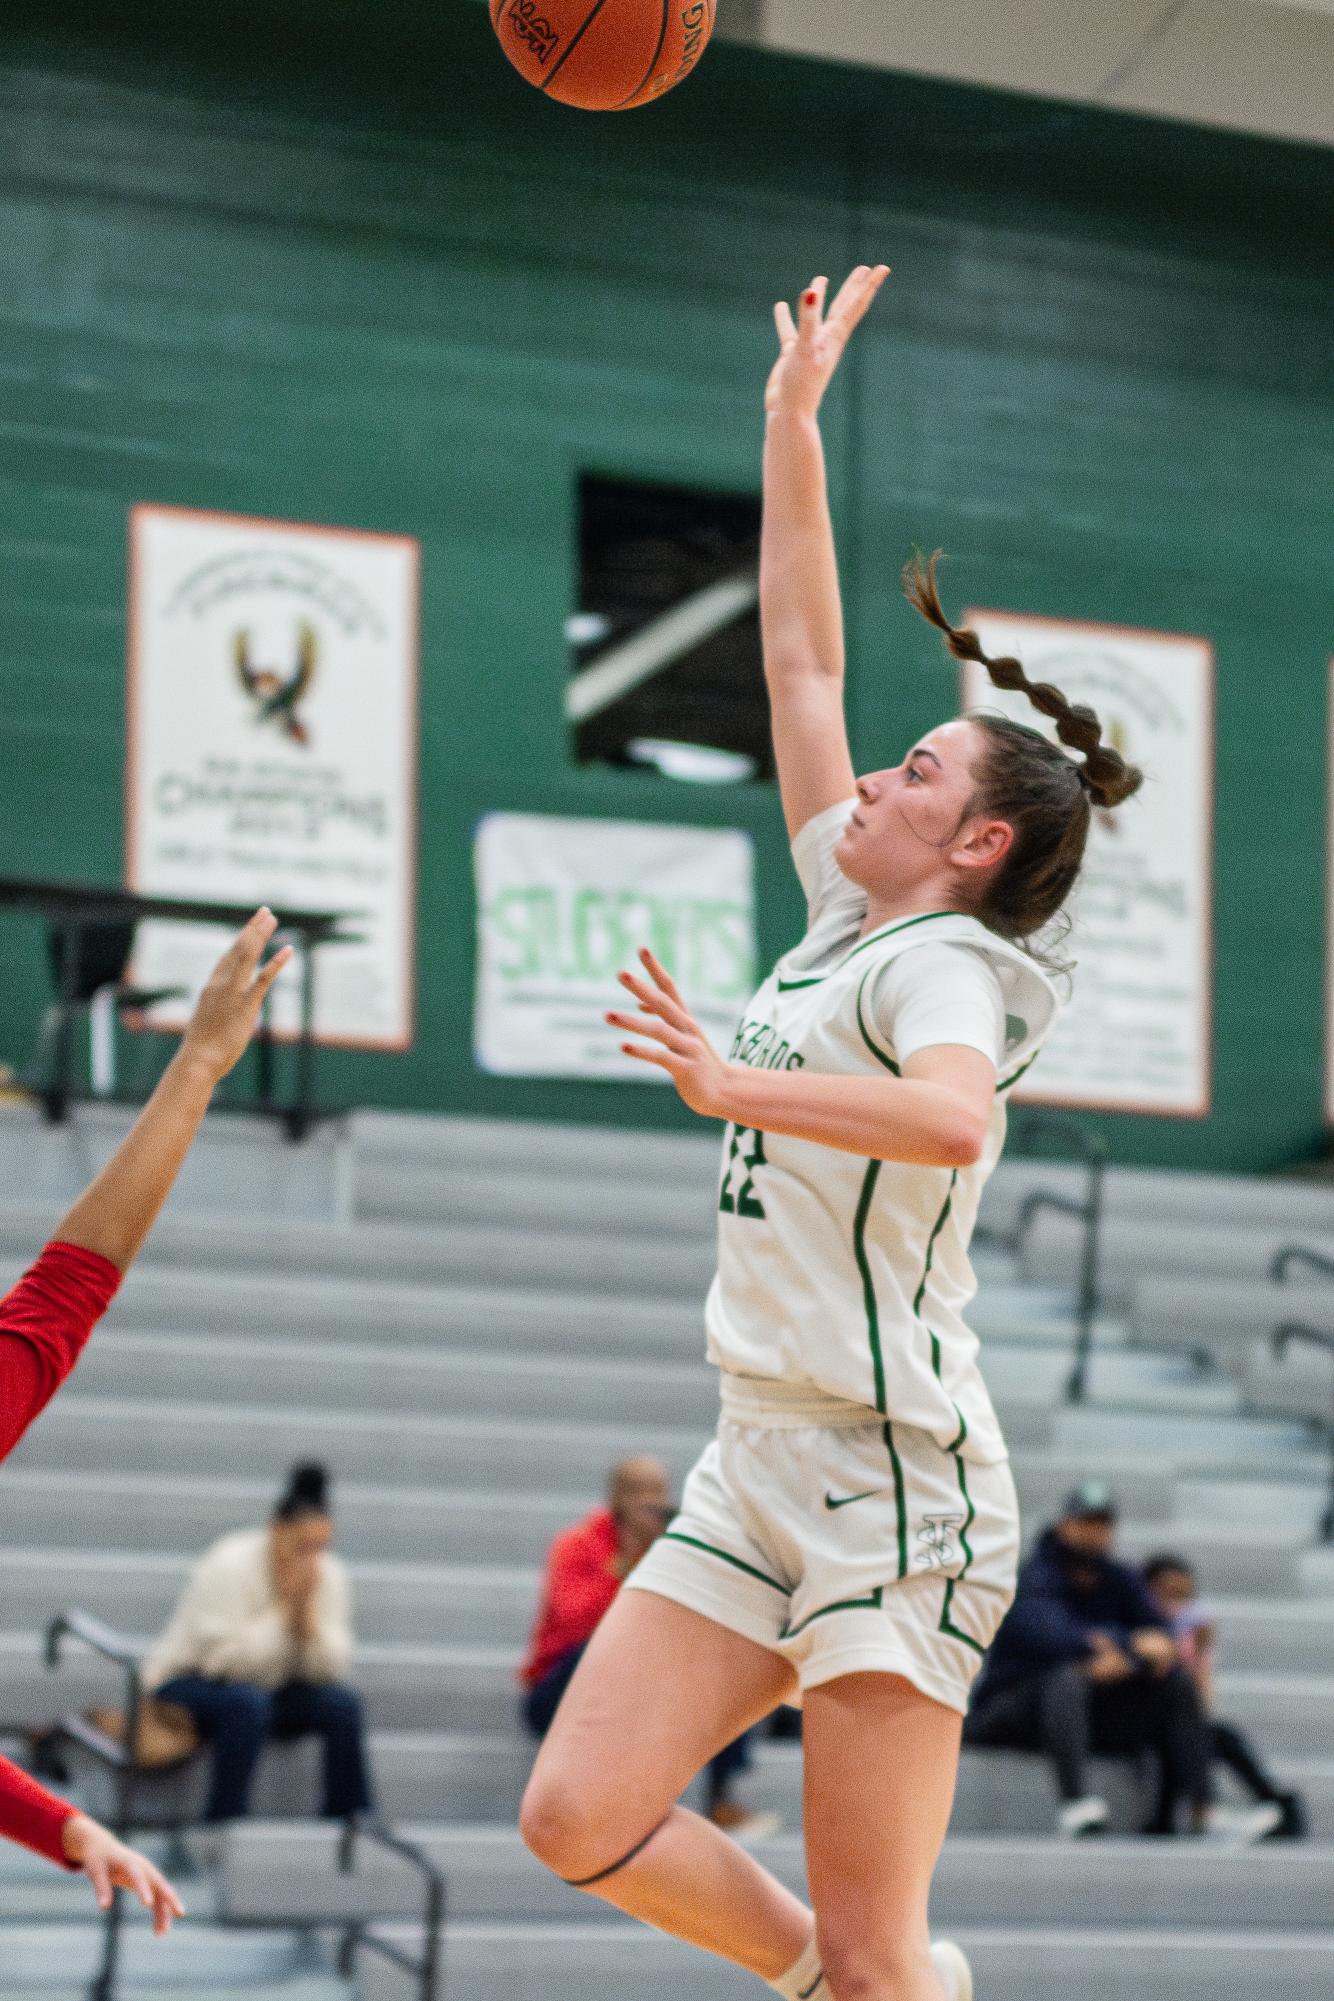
[625, 1374, 1020, 1714]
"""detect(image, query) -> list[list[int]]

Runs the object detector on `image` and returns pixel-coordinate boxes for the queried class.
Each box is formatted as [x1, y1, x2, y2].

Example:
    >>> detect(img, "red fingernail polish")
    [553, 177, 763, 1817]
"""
[803, 290, 817, 305]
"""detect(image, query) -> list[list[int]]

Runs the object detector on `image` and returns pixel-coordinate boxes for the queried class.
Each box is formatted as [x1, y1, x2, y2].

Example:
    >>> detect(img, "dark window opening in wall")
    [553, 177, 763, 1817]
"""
[568, 475, 770, 785]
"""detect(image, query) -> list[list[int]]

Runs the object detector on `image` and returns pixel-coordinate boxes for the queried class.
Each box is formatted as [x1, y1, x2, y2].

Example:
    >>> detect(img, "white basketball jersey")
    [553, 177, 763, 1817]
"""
[704, 880, 1061, 1466]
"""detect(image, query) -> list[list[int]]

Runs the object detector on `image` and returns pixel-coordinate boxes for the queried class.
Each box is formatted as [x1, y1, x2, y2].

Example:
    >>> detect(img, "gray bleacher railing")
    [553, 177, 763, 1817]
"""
[1270, 1243, 1334, 1544]
[335, 1816, 445, 2001]
[44, 1607, 445, 2001]
[44, 1609, 146, 2001]
[976, 1112, 1107, 1405]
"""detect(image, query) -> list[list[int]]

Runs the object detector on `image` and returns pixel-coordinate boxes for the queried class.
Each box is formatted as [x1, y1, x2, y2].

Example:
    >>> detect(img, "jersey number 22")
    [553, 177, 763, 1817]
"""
[719, 1125, 767, 1220]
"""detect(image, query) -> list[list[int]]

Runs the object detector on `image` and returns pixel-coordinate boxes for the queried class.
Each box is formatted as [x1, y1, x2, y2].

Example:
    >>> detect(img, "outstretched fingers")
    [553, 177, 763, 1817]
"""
[109, 1846, 185, 1933]
[83, 1846, 113, 1912]
[619, 1039, 675, 1076]
[638, 947, 686, 1006]
[825, 262, 891, 342]
[252, 941, 294, 1000]
[223, 906, 280, 978]
[796, 275, 827, 347]
[617, 966, 689, 1031]
[605, 1009, 691, 1057]
[144, 1862, 185, 1935]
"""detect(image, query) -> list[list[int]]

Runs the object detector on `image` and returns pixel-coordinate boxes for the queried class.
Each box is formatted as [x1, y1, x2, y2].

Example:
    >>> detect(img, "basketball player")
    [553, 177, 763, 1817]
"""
[520, 267, 1142, 2001]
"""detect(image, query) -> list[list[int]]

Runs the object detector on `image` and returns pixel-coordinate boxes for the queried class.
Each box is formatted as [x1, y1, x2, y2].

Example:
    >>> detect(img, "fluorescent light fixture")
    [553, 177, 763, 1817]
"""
[566, 571, 760, 723]
[627, 738, 756, 784]
[565, 611, 613, 647]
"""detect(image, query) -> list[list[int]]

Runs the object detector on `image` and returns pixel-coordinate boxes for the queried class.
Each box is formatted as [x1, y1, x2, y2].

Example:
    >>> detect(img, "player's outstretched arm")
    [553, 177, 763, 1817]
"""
[0, 1756, 184, 1926]
[761, 265, 890, 840]
[609, 950, 990, 1170]
[0, 912, 292, 1467]
[55, 909, 292, 1272]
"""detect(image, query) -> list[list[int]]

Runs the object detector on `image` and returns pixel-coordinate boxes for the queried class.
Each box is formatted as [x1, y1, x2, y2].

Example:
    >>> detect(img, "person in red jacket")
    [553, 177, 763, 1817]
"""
[0, 909, 291, 1932]
[521, 1458, 774, 1838]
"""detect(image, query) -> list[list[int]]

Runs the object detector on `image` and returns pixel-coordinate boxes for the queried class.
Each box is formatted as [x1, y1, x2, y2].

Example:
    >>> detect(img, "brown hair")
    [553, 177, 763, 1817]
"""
[902, 552, 1143, 959]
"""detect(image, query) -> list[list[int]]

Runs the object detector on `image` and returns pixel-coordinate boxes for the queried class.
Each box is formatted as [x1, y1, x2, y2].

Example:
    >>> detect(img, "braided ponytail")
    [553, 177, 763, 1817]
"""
[902, 553, 1142, 811]
[902, 551, 1144, 958]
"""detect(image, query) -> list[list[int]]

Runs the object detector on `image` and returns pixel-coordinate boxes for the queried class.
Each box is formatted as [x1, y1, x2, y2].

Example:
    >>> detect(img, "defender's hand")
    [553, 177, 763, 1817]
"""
[765, 265, 890, 421]
[607, 949, 733, 1120]
[62, 1814, 185, 1936]
[180, 909, 294, 1083]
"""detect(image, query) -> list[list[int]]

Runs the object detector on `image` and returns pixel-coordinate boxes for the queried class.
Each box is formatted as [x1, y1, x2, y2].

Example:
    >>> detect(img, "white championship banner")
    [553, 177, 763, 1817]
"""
[126, 505, 419, 1049]
[474, 812, 755, 1079]
[964, 612, 1213, 1117]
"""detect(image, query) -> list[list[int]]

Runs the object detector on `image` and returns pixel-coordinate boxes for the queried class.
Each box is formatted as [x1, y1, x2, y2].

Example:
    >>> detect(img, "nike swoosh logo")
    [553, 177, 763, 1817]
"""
[824, 1489, 882, 1511]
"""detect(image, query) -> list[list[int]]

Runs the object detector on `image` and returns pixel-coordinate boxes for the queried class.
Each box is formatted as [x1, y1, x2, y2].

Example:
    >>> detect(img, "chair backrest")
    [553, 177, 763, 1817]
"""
[46, 920, 137, 1002]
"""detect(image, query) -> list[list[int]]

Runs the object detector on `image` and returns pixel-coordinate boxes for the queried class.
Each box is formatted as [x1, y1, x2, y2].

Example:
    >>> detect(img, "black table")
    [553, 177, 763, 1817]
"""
[0, 878, 359, 1140]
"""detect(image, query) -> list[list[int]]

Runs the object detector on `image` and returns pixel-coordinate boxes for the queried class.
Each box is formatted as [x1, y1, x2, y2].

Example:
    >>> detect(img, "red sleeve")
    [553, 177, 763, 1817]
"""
[0, 1755, 77, 1867]
[0, 1241, 122, 1465]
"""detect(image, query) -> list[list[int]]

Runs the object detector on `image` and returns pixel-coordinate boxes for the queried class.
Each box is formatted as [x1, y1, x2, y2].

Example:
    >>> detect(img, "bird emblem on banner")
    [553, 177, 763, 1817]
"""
[233, 622, 318, 745]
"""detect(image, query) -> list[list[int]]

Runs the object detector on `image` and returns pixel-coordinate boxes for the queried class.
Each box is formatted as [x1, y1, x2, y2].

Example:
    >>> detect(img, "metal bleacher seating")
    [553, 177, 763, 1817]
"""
[1, 1103, 1333, 1999]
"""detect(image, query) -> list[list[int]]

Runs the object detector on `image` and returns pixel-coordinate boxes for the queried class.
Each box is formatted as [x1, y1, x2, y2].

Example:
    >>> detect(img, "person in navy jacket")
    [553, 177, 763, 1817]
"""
[965, 1482, 1214, 1837]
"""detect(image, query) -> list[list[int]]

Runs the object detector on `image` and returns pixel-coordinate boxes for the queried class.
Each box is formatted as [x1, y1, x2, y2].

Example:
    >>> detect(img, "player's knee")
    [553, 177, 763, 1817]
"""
[518, 1768, 608, 1881]
[817, 1923, 929, 2001]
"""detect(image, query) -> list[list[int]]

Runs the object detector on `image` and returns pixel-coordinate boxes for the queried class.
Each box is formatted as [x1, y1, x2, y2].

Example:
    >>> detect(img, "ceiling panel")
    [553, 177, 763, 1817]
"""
[1103, 0, 1334, 142]
[728, 0, 1334, 147]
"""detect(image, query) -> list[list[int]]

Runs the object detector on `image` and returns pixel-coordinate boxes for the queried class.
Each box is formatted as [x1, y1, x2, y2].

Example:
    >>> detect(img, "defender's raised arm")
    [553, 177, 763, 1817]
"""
[0, 909, 292, 1464]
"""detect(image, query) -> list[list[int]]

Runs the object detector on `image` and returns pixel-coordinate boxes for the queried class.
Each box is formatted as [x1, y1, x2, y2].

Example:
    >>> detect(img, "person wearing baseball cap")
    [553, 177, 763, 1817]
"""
[963, 1482, 1216, 1837]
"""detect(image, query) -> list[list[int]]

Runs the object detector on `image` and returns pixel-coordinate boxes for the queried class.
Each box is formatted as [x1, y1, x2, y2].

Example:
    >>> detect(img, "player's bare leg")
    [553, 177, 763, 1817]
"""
[803, 1671, 964, 2001]
[520, 1589, 813, 1978]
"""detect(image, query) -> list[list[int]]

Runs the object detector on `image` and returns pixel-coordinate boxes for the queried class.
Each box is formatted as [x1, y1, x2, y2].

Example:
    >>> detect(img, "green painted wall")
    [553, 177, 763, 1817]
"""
[0, 3, 1331, 1168]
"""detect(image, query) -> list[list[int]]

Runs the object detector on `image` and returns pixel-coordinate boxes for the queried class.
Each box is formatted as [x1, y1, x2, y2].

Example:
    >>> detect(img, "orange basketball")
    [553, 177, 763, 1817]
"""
[490, 0, 715, 112]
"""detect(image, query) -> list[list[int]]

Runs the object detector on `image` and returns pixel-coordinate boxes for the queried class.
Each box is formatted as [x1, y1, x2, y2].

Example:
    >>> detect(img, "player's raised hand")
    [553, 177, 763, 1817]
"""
[180, 909, 294, 1083]
[62, 1813, 186, 1936]
[764, 265, 891, 421]
[607, 950, 732, 1120]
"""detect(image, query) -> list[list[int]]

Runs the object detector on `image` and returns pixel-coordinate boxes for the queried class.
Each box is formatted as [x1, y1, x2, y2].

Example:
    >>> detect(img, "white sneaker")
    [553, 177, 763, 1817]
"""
[1203, 1802, 1285, 1845]
[1057, 1795, 1110, 1838]
[930, 1940, 974, 2001]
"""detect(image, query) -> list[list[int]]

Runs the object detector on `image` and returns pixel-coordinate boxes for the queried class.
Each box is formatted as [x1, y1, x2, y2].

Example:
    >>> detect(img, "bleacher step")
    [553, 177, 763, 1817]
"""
[221, 1825, 1334, 1930]
[71, 1327, 1099, 1421]
[0, 1923, 333, 1986]
[0, 1985, 347, 2001]
[358, 1919, 1334, 2001]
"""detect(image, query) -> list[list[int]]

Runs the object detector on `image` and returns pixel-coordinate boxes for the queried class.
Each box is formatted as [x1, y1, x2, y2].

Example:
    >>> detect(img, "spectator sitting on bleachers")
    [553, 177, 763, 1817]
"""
[142, 1462, 373, 1829]
[964, 1481, 1218, 1838]
[520, 1456, 777, 1841]
[1143, 1552, 1307, 1841]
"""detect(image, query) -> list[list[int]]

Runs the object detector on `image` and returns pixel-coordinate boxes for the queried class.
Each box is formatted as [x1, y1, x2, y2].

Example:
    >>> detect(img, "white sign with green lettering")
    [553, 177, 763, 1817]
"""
[474, 812, 755, 1079]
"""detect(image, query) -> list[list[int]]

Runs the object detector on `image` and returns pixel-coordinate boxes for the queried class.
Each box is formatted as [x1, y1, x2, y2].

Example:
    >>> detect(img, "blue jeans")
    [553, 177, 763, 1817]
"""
[156, 1675, 375, 1825]
[522, 1645, 753, 1810]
